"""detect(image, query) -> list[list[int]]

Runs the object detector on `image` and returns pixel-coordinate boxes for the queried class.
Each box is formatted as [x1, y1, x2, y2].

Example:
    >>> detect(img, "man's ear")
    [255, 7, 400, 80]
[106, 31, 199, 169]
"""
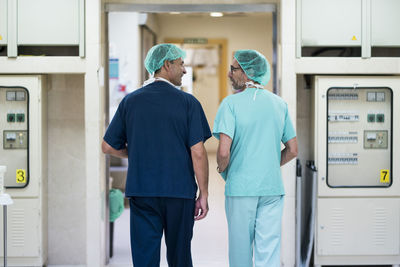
[163, 60, 171, 71]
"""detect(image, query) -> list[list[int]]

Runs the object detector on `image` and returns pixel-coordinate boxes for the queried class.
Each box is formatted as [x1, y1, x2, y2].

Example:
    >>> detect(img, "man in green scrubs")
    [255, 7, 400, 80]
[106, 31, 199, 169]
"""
[213, 50, 298, 267]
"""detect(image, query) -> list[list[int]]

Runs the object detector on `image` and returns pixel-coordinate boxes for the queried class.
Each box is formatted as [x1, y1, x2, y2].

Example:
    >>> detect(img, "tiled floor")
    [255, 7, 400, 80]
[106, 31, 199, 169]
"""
[107, 153, 229, 267]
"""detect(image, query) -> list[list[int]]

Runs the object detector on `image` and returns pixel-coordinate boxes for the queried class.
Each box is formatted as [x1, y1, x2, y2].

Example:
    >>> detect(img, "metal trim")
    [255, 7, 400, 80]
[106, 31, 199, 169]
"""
[105, 4, 276, 13]
[361, 0, 371, 58]
[272, 11, 278, 94]
[7, 0, 17, 57]
[79, 0, 85, 58]
[296, 0, 302, 58]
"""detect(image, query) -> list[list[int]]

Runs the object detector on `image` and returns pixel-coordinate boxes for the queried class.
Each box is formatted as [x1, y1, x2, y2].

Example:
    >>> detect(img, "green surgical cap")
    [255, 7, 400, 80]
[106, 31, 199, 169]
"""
[234, 50, 270, 86]
[144, 44, 186, 75]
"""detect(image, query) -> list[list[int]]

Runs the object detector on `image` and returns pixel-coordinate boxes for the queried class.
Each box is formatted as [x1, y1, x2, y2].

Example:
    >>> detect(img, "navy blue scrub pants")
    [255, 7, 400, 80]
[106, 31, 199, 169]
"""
[129, 197, 195, 267]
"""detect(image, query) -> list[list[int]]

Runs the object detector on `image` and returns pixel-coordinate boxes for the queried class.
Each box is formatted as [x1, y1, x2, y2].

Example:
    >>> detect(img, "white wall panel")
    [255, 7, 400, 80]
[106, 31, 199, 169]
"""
[371, 0, 400, 46]
[302, 0, 361, 46]
[0, 0, 6, 45]
[17, 0, 80, 45]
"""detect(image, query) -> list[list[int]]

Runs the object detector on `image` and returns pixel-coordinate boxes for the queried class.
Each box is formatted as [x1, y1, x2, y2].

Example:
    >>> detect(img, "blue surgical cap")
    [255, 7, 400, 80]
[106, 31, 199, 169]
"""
[144, 44, 186, 75]
[234, 50, 270, 86]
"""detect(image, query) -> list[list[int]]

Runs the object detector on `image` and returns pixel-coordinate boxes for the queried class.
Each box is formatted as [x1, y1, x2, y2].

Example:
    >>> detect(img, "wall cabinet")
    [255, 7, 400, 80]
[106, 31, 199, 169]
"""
[0, 0, 7, 45]
[4, 0, 84, 57]
[371, 0, 400, 47]
[298, 0, 400, 58]
[301, 0, 361, 47]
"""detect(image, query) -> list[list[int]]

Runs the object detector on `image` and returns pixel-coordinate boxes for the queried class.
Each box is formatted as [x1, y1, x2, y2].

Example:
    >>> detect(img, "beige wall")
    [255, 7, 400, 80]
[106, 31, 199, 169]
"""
[192, 66, 220, 152]
[296, 75, 313, 164]
[157, 13, 274, 92]
[47, 74, 86, 265]
[156, 13, 273, 152]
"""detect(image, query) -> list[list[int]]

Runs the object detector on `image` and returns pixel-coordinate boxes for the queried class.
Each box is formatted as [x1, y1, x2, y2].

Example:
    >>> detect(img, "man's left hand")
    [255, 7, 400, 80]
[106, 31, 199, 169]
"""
[194, 194, 209, 221]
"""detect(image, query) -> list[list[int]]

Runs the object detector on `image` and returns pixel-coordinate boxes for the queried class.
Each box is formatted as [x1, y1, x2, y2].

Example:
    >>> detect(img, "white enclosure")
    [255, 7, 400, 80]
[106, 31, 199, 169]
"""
[313, 76, 400, 266]
[0, 76, 48, 266]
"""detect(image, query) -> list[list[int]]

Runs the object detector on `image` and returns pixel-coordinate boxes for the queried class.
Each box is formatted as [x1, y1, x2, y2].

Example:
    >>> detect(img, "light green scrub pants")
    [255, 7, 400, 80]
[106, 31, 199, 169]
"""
[225, 195, 284, 267]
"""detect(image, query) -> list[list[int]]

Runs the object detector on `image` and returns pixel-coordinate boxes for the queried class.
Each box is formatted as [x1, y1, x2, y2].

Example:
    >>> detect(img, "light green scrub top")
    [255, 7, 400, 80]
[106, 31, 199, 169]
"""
[213, 87, 296, 196]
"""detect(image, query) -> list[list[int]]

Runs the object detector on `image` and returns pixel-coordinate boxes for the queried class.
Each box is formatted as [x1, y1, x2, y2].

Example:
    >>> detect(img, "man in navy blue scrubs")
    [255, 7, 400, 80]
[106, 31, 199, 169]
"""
[102, 44, 211, 267]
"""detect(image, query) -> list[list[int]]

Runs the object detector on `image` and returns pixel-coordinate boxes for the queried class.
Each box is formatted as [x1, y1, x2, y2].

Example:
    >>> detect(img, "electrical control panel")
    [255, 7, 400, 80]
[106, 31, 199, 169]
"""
[327, 87, 392, 187]
[0, 87, 29, 188]
[314, 76, 400, 266]
[0, 76, 47, 266]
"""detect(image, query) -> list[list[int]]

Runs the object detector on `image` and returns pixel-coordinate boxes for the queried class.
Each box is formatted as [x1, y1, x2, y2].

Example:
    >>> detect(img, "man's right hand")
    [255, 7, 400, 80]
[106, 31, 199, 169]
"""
[101, 140, 128, 158]
[191, 141, 209, 221]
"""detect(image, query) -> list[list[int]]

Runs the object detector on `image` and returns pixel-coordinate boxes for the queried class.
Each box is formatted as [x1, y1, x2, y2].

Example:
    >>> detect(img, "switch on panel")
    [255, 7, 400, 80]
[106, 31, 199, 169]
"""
[377, 114, 385, 122]
[367, 91, 385, 102]
[16, 113, 25, 122]
[366, 132, 377, 141]
[6, 132, 17, 142]
[7, 113, 15, 122]
[364, 130, 388, 149]
[3, 131, 28, 149]
[6, 91, 16, 101]
[376, 92, 385, 102]
[16, 91, 26, 101]
[5, 91, 26, 101]
[367, 114, 375, 122]
[367, 92, 376, 101]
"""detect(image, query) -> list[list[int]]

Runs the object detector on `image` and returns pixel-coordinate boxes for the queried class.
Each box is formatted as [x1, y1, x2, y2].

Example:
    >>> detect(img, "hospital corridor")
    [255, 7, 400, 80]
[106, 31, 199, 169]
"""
[1, 0, 400, 267]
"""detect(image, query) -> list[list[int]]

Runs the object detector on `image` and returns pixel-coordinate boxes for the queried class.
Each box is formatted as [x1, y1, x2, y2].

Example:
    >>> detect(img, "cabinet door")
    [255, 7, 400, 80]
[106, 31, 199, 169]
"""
[0, 0, 6, 45]
[317, 198, 400, 256]
[371, 0, 400, 47]
[302, 0, 362, 46]
[17, 0, 80, 45]
[0, 199, 41, 258]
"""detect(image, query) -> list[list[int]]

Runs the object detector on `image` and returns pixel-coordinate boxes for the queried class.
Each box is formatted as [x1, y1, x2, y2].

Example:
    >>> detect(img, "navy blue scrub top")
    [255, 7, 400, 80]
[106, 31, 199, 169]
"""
[104, 81, 211, 199]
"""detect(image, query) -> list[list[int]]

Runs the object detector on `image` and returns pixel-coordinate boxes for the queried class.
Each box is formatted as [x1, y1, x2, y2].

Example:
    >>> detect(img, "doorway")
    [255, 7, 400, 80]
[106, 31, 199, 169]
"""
[105, 4, 276, 266]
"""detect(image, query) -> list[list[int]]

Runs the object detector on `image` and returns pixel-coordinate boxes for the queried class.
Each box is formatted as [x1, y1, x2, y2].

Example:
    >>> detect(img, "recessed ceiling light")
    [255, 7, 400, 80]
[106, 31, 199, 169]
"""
[170, 12, 181, 15]
[210, 12, 223, 17]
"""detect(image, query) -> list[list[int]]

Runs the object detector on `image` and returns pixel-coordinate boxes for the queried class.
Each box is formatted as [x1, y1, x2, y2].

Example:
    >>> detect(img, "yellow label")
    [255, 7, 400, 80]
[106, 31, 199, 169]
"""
[0, 35, 2, 40]
[352, 36, 357, 41]
[16, 169, 26, 184]
[380, 169, 390, 183]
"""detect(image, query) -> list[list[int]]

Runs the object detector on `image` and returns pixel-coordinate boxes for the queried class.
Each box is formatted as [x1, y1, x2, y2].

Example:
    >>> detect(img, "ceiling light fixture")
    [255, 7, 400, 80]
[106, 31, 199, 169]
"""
[210, 12, 223, 17]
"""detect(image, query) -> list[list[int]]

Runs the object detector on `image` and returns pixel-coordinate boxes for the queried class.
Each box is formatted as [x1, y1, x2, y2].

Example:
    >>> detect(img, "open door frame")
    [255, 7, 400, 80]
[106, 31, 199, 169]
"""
[165, 38, 228, 103]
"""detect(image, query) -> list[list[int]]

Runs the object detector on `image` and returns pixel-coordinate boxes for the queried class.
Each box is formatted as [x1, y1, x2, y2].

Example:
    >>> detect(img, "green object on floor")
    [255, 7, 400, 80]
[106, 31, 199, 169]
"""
[109, 189, 124, 222]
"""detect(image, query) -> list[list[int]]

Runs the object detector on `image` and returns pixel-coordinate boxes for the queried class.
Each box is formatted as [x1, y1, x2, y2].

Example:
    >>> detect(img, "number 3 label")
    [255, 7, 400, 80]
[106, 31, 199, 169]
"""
[380, 170, 390, 184]
[16, 169, 26, 184]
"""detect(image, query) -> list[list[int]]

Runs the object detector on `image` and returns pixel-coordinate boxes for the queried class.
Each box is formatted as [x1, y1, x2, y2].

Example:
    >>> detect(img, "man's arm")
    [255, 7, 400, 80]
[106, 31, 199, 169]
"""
[217, 133, 232, 173]
[280, 137, 298, 166]
[191, 141, 209, 221]
[102, 140, 128, 158]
